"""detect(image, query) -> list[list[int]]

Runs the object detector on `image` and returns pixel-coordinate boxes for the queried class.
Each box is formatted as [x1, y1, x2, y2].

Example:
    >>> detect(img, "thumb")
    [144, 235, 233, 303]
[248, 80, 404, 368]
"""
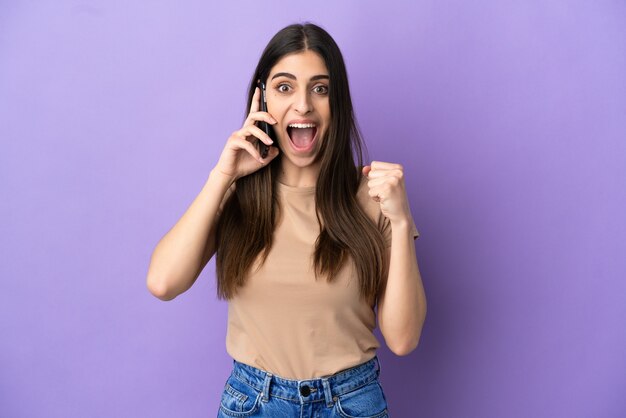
[362, 165, 371, 177]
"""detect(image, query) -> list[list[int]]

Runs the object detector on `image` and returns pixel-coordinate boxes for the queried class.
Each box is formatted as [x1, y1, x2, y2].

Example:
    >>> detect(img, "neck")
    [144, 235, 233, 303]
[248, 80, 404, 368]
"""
[277, 159, 321, 188]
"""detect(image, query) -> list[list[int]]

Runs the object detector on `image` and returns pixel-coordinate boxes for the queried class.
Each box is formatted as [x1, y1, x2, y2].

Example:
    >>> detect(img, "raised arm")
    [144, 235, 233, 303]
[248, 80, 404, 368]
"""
[146, 171, 234, 301]
[363, 161, 427, 355]
[146, 86, 280, 301]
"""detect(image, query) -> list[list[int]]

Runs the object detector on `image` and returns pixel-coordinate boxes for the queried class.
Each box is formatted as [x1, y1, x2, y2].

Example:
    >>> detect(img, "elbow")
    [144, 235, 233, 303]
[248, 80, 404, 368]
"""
[146, 276, 177, 301]
[389, 337, 420, 356]
[387, 314, 426, 356]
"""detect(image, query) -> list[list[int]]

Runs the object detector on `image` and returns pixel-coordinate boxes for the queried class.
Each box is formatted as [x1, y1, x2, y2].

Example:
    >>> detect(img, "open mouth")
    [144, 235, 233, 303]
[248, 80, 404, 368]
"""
[287, 123, 318, 151]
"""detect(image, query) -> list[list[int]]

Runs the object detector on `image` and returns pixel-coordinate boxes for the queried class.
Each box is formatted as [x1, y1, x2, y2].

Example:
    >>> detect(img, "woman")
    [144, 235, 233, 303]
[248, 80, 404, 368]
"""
[147, 22, 426, 418]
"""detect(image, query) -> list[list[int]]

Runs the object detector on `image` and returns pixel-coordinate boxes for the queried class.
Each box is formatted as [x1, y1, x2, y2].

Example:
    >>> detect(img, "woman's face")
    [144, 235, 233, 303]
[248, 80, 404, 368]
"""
[266, 50, 331, 170]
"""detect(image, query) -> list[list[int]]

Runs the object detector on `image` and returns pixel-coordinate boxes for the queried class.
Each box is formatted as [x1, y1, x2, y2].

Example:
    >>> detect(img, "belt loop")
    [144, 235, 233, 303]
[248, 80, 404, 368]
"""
[321, 378, 334, 407]
[261, 372, 273, 403]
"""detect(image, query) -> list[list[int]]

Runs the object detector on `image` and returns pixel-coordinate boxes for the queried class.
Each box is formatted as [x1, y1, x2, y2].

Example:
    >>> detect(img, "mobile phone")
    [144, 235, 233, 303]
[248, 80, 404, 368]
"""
[256, 82, 276, 159]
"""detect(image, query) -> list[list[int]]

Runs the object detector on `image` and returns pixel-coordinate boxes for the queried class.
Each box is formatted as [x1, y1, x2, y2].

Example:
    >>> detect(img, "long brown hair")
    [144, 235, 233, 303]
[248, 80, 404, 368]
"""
[215, 23, 387, 305]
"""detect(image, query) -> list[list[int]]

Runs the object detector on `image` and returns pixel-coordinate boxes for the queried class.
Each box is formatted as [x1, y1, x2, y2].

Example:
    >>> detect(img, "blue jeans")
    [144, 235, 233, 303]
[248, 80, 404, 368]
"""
[217, 355, 389, 417]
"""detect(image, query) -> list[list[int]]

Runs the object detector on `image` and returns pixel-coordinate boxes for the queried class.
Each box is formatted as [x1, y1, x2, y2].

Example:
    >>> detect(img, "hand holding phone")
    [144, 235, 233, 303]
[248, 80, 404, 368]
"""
[212, 84, 278, 182]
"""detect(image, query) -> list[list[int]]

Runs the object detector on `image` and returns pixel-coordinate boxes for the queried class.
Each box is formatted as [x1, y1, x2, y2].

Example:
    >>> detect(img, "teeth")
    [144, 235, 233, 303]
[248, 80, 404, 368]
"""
[288, 123, 316, 128]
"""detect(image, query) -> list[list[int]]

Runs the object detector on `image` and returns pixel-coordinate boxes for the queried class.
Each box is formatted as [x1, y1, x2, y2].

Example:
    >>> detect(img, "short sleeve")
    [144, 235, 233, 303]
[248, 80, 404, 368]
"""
[413, 223, 420, 239]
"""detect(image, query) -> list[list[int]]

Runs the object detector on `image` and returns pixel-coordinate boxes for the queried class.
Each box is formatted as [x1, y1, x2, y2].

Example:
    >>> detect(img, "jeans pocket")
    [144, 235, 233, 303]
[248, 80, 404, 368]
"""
[335, 380, 388, 418]
[218, 374, 262, 417]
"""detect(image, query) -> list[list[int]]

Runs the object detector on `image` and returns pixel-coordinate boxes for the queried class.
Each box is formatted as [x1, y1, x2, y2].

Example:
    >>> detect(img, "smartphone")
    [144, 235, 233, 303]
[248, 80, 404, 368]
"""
[256, 82, 276, 159]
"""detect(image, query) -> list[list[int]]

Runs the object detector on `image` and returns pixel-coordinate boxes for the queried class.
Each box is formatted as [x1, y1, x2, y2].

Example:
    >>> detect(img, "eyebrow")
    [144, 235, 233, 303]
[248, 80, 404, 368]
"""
[270, 72, 329, 82]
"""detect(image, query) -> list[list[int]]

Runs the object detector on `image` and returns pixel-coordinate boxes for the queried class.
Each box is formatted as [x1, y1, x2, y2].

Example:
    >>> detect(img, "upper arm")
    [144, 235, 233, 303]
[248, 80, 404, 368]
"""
[197, 227, 218, 274]
[195, 182, 236, 278]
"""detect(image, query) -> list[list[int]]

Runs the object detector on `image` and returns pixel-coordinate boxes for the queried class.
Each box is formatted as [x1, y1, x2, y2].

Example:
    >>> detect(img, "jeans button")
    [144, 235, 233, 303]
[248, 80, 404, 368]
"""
[300, 385, 311, 396]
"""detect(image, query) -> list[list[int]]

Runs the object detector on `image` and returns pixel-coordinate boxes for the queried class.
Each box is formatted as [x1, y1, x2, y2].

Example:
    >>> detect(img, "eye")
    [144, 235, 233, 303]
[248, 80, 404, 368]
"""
[277, 83, 291, 93]
[313, 85, 328, 95]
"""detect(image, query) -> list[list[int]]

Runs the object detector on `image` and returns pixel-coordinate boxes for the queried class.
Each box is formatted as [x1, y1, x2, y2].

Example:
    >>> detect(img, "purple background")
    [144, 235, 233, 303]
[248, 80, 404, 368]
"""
[1, 1, 625, 417]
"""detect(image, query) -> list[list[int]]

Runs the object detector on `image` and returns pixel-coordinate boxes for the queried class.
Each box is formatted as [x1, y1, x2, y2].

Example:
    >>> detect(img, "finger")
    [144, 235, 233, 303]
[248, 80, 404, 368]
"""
[366, 169, 390, 178]
[244, 111, 277, 127]
[367, 168, 403, 179]
[362, 165, 372, 177]
[368, 187, 382, 202]
[368, 184, 390, 202]
[367, 176, 391, 188]
[249, 86, 261, 114]
[231, 136, 265, 163]
[369, 177, 402, 196]
[237, 125, 274, 145]
[371, 161, 403, 171]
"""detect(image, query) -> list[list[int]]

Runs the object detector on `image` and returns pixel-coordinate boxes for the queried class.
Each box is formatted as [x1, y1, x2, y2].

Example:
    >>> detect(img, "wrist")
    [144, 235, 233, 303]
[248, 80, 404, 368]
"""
[209, 168, 236, 188]
[207, 169, 237, 195]
[389, 217, 412, 234]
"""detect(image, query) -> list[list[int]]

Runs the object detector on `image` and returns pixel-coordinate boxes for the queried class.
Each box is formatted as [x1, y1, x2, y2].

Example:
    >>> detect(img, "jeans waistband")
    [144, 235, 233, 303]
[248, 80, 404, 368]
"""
[230, 356, 381, 406]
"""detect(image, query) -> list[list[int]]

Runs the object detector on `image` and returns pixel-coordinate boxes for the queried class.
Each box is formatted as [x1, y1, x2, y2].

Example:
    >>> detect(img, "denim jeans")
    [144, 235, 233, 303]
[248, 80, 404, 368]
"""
[217, 355, 389, 417]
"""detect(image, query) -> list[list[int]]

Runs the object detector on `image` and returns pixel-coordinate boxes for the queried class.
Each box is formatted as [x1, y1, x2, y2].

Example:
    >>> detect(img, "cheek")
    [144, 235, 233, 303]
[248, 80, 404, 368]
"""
[320, 102, 331, 124]
[322, 112, 331, 130]
[266, 95, 284, 115]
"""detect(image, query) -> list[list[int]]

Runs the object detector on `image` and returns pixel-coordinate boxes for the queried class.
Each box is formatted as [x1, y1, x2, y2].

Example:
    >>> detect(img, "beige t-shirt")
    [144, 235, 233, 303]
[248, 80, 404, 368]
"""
[224, 176, 419, 379]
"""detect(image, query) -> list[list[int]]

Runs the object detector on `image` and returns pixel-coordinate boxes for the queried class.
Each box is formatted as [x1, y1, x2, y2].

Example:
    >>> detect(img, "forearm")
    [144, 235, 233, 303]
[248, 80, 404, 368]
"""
[378, 220, 427, 354]
[146, 169, 234, 300]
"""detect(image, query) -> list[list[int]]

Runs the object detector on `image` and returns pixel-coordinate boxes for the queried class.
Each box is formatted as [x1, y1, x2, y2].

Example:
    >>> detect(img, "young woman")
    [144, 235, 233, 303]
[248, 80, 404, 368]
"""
[147, 22, 426, 418]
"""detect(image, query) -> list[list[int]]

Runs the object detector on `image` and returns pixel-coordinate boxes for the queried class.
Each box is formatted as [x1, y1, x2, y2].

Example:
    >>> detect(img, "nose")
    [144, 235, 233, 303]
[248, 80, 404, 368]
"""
[294, 90, 312, 115]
